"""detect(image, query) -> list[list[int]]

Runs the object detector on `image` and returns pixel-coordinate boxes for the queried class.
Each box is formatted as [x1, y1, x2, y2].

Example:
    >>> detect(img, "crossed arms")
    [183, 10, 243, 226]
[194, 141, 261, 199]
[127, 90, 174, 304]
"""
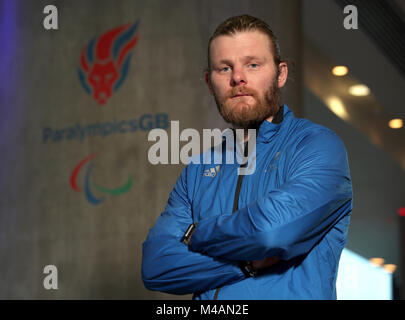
[142, 130, 352, 294]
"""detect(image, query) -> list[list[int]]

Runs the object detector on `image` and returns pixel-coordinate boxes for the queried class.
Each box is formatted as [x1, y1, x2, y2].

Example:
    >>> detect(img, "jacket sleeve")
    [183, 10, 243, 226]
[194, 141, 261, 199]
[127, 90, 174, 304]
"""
[141, 166, 246, 295]
[189, 130, 353, 261]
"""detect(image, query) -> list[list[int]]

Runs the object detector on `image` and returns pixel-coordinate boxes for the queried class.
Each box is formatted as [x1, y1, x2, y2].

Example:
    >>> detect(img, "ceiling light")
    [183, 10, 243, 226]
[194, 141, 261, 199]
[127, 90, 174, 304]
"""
[383, 264, 397, 273]
[369, 257, 385, 266]
[349, 84, 370, 96]
[326, 96, 350, 120]
[332, 66, 348, 76]
[388, 118, 403, 129]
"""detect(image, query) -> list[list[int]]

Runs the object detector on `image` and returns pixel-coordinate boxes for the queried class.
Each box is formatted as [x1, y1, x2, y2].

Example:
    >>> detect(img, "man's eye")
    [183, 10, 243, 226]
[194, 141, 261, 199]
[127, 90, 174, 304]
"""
[220, 66, 230, 72]
[249, 63, 259, 68]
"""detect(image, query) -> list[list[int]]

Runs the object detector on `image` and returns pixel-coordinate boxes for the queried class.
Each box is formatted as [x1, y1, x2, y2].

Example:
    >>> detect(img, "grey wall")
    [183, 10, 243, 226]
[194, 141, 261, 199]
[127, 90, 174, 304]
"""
[0, 0, 302, 299]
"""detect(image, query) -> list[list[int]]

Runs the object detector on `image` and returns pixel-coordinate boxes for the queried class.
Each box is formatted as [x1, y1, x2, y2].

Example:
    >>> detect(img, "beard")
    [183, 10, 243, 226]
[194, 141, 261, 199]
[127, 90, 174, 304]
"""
[213, 76, 281, 129]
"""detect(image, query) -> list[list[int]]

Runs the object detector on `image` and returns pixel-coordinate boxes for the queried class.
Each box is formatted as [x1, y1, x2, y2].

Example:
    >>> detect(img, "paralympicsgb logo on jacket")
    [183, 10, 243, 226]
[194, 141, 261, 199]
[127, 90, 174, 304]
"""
[78, 21, 140, 105]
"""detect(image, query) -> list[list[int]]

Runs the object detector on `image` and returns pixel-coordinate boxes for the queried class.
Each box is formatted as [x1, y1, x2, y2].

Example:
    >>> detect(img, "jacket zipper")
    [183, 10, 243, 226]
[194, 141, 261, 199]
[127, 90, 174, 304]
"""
[213, 140, 249, 300]
[212, 107, 283, 299]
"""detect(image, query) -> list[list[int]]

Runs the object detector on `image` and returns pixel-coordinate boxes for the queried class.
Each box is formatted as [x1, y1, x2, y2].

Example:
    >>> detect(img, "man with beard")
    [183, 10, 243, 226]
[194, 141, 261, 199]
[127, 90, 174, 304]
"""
[142, 15, 353, 300]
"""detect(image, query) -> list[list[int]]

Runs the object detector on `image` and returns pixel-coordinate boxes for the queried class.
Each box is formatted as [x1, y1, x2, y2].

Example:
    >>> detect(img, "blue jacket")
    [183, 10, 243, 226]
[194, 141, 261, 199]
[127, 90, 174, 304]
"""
[142, 105, 352, 299]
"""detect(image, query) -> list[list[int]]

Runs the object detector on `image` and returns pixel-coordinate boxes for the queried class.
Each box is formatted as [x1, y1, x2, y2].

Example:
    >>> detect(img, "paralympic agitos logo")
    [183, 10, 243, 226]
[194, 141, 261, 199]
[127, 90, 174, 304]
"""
[78, 21, 140, 105]
[70, 153, 132, 205]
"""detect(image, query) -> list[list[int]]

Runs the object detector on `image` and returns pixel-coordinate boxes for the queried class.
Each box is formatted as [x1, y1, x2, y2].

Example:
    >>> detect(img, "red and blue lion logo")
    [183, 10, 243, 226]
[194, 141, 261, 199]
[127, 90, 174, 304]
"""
[78, 21, 140, 105]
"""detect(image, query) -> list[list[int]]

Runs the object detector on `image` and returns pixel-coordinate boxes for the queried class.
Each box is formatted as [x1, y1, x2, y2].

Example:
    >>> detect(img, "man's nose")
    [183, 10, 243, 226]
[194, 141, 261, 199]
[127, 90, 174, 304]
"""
[230, 67, 247, 86]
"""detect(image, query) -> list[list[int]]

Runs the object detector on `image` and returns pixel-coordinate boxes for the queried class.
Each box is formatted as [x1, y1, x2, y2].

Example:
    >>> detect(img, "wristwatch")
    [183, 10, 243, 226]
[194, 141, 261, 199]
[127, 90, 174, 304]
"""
[239, 261, 258, 277]
[181, 223, 197, 246]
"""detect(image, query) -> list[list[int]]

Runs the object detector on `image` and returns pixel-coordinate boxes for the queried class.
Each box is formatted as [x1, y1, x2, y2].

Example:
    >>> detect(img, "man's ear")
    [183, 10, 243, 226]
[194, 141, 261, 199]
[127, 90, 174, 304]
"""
[277, 62, 288, 88]
[205, 71, 214, 95]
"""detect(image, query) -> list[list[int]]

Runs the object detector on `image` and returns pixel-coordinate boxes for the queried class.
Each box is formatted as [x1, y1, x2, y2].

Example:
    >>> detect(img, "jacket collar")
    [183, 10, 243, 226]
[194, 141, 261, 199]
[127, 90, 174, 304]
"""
[257, 104, 290, 143]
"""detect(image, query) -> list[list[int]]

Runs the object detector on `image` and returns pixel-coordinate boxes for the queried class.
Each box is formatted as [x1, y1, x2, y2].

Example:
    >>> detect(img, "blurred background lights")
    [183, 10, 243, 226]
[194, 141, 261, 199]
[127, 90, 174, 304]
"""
[369, 257, 385, 266]
[332, 65, 348, 76]
[349, 84, 370, 96]
[388, 118, 403, 129]
[326, 96, 349, 120]
[383, 264, 397, 273]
